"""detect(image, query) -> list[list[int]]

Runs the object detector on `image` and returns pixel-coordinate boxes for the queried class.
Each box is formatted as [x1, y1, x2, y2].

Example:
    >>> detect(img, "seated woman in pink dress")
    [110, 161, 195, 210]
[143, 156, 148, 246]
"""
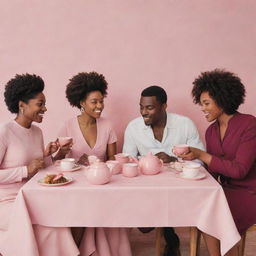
[0, 74, 79, 256]
[55, 71, 116, 163]
[181, 69, 256, 256]
[55, 71, 132, 256]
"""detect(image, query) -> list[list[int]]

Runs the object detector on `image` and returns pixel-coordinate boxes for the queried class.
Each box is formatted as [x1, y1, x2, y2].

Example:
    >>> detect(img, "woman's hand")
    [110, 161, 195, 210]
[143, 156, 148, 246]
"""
[44, 140, 59, 157]
[58, 142, 73, 156]
[180, 147, 202, 161]
[52, 141, 73, 161]
[180, 147, 212, 165]
[27, 158, 45, 178]
[77, 153, 89, 166]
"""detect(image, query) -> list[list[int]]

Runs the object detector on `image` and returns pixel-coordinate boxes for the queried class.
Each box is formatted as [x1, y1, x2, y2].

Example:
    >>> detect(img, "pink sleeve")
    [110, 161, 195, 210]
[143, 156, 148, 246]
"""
[108, 124, 117, 144]
[209, 120, 256, 179]
[0, 135, 28, 184]
[0, 167, 28, 184]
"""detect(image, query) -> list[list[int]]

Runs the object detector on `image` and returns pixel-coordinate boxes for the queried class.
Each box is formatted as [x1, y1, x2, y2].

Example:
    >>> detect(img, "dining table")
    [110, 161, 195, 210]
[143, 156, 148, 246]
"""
[2, 164, 241, 256]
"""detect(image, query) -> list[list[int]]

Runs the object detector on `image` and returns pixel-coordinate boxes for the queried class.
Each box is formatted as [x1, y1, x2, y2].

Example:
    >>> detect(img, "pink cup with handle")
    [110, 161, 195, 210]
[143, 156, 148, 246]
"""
[172, 144, 189, 156]
[114, 153, 130, 164]
[106, 160, 122, 175]
[58, 137, 73, 146]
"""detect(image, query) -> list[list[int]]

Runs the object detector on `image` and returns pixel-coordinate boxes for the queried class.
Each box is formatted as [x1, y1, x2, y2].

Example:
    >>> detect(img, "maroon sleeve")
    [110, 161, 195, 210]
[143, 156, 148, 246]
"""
[208, 119, 256, 179]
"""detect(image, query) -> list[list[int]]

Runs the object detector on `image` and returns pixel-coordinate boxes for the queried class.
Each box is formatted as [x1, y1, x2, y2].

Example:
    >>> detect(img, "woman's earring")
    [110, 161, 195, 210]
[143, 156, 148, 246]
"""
[20, 108, 24, 115]
[81, 106, 85, 113]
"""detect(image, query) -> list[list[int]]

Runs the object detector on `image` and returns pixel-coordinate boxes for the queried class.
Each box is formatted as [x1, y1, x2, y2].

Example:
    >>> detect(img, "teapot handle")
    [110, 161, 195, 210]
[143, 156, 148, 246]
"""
[129, 156, 139, 164]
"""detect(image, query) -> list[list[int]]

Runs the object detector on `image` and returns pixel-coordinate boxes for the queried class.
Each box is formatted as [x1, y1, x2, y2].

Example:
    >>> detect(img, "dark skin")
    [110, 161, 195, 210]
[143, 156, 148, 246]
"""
[16, 93, 59, 178]
[140, 96, 177, 163]
[54, 91, 116, 164]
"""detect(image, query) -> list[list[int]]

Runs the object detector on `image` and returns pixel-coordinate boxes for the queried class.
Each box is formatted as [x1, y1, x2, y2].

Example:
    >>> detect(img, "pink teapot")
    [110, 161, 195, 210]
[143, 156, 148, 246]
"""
[86, 162, 111, 185]
[135, 152, 163, 175]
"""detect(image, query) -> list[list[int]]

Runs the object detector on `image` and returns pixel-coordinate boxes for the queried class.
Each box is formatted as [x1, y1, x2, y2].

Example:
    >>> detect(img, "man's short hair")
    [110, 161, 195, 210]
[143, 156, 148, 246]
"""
[141, 85, 167, 104]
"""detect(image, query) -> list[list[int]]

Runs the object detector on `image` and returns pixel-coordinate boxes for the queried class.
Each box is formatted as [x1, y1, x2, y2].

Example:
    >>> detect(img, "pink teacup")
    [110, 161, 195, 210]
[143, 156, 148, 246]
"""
[106, 160, 122, 175]
[122, 163, 139, 177]
[114, 153, 130, 164]
[172, 144, 189, 156]
[58, 137, 73, 147]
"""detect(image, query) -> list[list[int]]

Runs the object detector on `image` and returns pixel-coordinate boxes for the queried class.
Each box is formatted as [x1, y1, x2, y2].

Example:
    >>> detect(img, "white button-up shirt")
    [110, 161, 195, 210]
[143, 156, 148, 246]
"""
[123, 112, 205, 157]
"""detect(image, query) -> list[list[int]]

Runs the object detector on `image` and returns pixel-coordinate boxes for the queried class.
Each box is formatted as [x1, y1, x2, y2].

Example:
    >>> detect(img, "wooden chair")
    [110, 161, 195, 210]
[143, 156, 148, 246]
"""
[155, 227, 201, 256]
[238, 224, 256, 256]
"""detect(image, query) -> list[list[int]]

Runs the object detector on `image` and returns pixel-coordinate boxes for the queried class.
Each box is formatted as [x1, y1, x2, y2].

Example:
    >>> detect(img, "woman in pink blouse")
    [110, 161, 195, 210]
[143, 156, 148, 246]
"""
[181, 69, 256, 256]
[56, 72, 132, 256]
[0, 74, 79, 256]
[56, 71, 117, 162]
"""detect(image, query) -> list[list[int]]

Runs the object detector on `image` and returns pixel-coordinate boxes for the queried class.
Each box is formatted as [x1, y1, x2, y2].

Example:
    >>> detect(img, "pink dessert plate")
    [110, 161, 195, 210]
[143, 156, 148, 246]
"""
[178, 172, 206, 180]
[37, 177, 73, 186]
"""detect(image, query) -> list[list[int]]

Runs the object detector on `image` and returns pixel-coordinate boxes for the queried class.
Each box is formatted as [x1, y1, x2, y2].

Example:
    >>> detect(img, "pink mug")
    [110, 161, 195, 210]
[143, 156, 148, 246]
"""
[122, 163, 139, 177]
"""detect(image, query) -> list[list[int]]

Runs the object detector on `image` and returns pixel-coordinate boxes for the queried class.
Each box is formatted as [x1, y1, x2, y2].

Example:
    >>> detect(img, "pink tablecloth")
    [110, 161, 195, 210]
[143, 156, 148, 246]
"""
[2, 166, 240, 255]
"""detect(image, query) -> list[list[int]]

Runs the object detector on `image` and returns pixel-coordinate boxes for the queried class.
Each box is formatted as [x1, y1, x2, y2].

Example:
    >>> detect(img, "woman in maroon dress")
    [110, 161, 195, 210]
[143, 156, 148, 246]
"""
[181, 69, 256, 256]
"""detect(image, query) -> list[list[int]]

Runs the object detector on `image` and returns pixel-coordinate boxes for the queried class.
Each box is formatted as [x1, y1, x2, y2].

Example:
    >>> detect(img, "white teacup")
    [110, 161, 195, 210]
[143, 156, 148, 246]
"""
[174, 161, 184, 171]
[60, 158, 76, 170]
[182, 162, 200, 178]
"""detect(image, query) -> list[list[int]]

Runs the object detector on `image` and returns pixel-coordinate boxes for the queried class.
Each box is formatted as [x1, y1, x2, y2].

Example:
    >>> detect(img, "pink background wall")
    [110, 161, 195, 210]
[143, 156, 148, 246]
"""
[0, 0, 255, 151]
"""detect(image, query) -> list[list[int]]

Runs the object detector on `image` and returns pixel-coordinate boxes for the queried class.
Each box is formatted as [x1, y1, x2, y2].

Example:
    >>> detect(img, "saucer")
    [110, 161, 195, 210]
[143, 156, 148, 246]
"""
[178, 172, 206, 180]
[38, 177, 73, 186]
[55, 163, 81, 172]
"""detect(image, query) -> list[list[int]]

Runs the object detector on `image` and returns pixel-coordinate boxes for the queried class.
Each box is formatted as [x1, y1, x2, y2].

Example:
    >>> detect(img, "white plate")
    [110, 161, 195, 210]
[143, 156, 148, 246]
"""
[178, 172, 206, 180]
[54, 163, 82, 172]
[37, 177, 73, 186]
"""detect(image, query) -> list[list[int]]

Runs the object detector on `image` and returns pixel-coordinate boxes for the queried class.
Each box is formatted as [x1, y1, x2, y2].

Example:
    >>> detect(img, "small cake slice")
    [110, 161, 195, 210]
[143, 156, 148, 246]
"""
[43, 173, 68, 184]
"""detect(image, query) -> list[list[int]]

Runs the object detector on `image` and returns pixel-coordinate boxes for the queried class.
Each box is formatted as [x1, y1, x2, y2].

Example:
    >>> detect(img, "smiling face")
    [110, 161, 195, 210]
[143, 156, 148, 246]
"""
[200, 91, 223, 122]
[80, 91, 104, 119]
[139, 96, 166, 126]
[20, 92, 47, 124]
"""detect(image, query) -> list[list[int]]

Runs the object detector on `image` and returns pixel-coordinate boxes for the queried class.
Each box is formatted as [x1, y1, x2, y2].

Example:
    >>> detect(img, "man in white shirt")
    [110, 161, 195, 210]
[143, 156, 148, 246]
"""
[123, 86, 204, 256]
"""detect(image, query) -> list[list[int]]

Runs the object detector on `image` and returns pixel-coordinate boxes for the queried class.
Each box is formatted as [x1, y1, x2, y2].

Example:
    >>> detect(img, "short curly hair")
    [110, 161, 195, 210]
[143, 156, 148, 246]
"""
[66, 72, 108, 109]
[192, 69, 246, 115]
[4, 73, 45, 114]
[141, 86, 167, 104]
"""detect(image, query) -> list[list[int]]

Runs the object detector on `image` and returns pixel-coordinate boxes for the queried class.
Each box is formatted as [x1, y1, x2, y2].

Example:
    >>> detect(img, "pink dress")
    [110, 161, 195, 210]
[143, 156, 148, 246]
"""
[59, 117, 132, 256]
[206, 113, 256, 235]
[59, 117, 117, 161]
[0, 121, 79, 256]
